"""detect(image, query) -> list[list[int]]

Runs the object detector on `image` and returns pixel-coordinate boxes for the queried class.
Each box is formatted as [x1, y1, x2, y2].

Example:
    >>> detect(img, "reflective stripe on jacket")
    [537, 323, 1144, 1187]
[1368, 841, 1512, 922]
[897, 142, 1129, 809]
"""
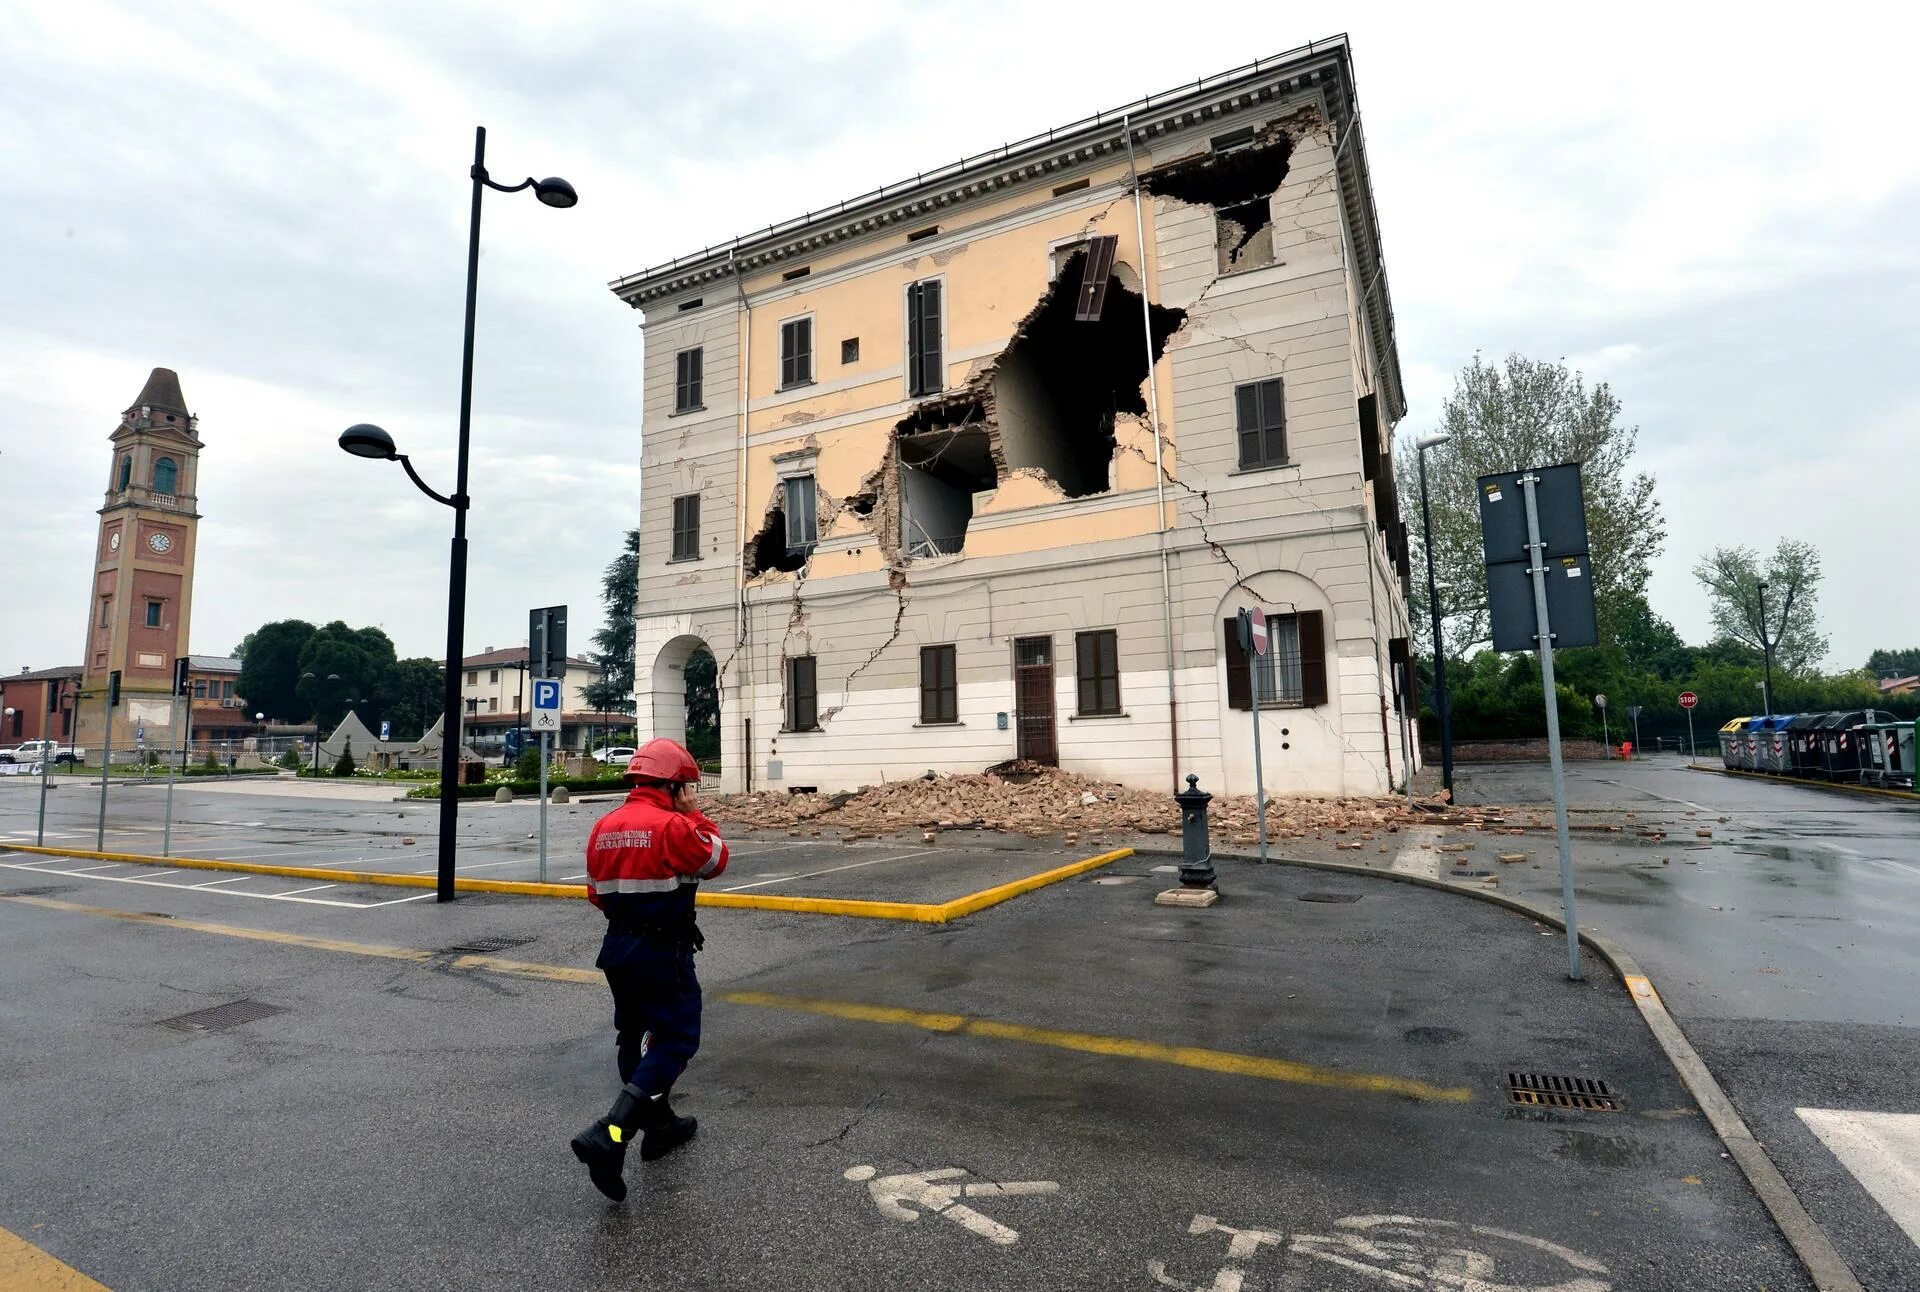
[584, 785, 729, 916]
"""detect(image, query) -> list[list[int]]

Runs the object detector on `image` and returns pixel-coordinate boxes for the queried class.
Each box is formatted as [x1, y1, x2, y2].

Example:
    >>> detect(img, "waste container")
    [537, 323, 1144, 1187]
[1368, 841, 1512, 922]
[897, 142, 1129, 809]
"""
[1862, 717, 1917, 789]
[1820, 710, 1892, 783]
[1784, 712, 1829, 778]
[1754, 715, 1794, 774]
[1719, 717, 1750, 769]
[1735, 717, 1767, 770]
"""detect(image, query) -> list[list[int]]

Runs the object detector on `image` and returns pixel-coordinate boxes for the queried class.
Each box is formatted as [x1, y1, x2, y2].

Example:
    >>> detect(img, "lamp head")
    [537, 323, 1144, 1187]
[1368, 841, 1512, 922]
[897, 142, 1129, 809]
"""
[532, 177, 577, 209]
[340, 424, 398, 460]
[1414, 432, 1452, 451]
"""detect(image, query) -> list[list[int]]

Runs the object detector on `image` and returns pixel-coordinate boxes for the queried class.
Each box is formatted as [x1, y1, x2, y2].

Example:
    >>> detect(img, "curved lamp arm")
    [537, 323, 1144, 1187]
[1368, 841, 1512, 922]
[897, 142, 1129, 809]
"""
[397, 454, 464, 510]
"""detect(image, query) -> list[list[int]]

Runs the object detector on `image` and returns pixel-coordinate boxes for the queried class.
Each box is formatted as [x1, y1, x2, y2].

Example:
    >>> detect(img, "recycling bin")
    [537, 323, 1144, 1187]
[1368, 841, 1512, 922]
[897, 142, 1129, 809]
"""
[1718, 717, 1750, 769]
[1755, 715, 1794, 774]
[1862, 718, 1917, 789]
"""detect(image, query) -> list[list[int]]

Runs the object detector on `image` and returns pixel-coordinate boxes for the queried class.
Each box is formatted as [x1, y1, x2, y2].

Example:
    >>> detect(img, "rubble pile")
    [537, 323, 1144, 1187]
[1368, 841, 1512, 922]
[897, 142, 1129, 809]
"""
[710, 763, 1511, 842]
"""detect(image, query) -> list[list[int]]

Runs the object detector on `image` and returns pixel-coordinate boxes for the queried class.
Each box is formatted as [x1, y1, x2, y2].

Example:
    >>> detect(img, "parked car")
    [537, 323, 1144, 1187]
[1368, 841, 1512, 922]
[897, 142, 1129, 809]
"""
[0, 739, 85, 765]
[589, 745, 637, 765]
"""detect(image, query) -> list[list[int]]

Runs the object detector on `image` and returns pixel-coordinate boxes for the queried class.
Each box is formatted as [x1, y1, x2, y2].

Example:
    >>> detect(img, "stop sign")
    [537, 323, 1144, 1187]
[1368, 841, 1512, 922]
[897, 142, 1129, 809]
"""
[1249, 606, 1268, 657]
[1679, 691, 1698, 709]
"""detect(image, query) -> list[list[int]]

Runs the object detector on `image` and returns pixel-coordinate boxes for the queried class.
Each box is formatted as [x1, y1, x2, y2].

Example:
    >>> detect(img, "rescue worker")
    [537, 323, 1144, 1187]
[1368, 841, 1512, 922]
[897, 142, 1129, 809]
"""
[570, 738, 728, 1201]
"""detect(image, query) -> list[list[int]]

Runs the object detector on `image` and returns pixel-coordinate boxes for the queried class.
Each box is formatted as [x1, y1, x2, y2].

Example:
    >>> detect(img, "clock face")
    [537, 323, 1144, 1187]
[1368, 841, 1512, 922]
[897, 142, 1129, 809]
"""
[108, 531, 120, 552]
[148, 532, 173, 554]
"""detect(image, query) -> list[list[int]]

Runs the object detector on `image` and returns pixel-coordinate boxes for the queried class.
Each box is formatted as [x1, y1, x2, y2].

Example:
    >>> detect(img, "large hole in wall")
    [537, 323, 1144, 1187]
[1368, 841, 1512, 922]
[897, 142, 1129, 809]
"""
[898, 425, 995, 558]
[1140, 129, 1293, 275]
[744, 506, 809, 576]
[991, 248, 1185, 498]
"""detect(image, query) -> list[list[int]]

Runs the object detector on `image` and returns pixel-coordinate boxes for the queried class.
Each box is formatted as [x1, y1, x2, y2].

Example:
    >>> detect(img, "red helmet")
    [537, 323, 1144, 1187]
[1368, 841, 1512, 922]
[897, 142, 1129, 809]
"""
[625, 738, 701, 784]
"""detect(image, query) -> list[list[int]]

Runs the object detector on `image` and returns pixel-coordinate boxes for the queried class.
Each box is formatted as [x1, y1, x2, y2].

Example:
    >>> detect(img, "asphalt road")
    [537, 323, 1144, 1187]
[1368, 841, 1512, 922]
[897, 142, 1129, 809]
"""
[1447, 755, 1920, 1289]
[0, 840, 1805, 1290]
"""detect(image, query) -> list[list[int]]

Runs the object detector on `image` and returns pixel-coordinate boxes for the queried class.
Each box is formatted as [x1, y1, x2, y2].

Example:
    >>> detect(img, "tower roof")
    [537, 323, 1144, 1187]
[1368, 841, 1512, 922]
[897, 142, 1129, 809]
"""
[129, 367, 189, 417]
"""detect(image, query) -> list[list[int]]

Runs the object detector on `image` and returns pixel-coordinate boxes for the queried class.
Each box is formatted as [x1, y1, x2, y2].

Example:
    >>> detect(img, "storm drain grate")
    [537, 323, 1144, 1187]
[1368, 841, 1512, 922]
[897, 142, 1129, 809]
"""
[1505, 1072, 1620, 1112]
[1298, 891, 1362, 903]
[158, 999, 286, 1034]
[8, 885, 77, 897]
[442, 935, 533, 955]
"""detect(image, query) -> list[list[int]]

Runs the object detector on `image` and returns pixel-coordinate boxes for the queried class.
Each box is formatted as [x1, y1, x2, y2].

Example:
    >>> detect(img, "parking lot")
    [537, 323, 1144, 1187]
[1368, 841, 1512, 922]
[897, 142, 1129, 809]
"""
[1, 836, 1808, 1291]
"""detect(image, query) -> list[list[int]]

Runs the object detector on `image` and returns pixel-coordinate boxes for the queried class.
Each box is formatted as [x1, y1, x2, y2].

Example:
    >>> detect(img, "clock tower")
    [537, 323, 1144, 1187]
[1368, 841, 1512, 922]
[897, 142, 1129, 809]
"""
[76, 368, 203, 753]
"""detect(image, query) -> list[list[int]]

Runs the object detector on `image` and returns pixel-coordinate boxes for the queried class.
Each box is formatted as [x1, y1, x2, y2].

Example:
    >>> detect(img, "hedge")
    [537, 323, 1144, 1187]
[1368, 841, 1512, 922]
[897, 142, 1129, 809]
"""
[407, 776, 628, 800]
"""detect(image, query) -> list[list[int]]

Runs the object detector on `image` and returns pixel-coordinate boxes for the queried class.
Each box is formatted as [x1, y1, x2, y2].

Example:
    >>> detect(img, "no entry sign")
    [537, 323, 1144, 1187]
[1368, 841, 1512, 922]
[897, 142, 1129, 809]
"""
[1678, 691, 1698, 710]
[1249, 606, 1268, 657]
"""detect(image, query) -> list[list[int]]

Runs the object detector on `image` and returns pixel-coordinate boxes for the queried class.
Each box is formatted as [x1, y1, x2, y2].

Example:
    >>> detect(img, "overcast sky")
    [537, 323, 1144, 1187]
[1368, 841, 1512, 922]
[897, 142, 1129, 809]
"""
[4, 1, 1915, 678]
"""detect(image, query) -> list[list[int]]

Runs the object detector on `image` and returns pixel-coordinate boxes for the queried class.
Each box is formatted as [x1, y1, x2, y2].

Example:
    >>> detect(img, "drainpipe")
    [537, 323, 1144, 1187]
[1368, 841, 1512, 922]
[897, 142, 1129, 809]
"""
[1124, 113, 1182, 794]
[733, 248, 754, 792]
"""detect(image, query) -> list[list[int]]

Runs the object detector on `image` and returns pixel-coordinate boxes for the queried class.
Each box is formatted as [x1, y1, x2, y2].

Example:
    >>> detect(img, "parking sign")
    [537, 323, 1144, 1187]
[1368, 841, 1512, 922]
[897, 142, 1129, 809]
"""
[531, 678, 562, 732]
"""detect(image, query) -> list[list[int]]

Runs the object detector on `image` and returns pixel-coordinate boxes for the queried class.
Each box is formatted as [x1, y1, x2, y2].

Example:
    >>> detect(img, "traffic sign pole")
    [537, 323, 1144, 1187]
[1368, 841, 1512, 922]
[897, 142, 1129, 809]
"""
[1239, 609, 1269, 864]
[1521, 472, 1582, 981]
[538, 729, 549, 883]
[163, 693, 180, 857]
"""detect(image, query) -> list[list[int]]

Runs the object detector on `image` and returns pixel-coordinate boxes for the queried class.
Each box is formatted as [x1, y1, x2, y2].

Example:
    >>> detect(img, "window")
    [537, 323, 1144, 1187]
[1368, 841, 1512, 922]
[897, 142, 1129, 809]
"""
[1223, 611, 1327, 709]
[919, 645, 957, 725]
[671, 494, 701, 562]
[1234, 379, 1287, 470]
[489, 669, 500, 684]
[780, 316, 813, 389]
[1074, 630, 1122, 716]
[674, 347, 703, 413]
[785, 655, 818, 731]
[153, 457, 178, 494]
[194, 680, 207, 699]
[784, 476, 817, 553]
[145, 601, 162, 628]
[782, 265, 811, 281]
[222, 681, 234, 700]
[466, 670, 478, 685]
[488, 697, 499, 713]
[906, 279, 943, 396]
[117, 456, 132, 490]
[98, 597, 111, 626]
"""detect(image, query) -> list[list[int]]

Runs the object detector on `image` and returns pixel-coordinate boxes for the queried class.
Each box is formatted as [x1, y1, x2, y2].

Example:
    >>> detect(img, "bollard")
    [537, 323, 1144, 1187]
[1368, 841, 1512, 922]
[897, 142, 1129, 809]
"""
[494, 786, 514, 804]
[1175, 774, 1216, 889]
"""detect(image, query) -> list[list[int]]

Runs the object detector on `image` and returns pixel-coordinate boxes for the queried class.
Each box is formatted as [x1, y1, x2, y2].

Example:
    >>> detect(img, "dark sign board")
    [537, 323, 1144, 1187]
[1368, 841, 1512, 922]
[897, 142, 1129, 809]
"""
[1477, 463, 1590, 566]
[1486, 552, 1599, 651]
[529, 605, 567, 680]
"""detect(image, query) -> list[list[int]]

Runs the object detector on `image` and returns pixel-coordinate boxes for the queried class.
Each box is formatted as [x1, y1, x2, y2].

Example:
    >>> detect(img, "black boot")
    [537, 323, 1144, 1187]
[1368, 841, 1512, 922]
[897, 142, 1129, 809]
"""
[638, 1096, 698, 1162]
[570, 1085, 648, 1201]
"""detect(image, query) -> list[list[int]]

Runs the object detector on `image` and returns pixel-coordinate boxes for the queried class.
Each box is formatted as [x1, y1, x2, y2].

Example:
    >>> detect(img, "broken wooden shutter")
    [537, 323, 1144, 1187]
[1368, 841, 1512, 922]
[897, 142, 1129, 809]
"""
[1297, 610, 1328, 707]
[908, 280, 943, 396]
[1224, 618, 1251, 711]
[1075, 235, 1119, 321]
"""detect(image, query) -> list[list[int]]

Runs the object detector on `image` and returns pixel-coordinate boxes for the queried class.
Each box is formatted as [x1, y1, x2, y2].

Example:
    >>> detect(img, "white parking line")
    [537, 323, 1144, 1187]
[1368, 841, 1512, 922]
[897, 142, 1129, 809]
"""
[272, 884, 339, 897]
[721, 849, 945, 892]
[1797, 1108, 1920, 1246]
[0, 862, 388, 908]
[187, 877, 256, 889]
[65, 863, 129, 874]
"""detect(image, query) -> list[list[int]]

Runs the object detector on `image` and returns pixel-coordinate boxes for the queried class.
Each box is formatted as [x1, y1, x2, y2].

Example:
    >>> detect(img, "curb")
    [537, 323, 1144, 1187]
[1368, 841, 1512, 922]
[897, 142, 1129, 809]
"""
[1131, 846, 1863, 1292]
[0, 842, 1131, 925]
[1687, 763, 1918, 802]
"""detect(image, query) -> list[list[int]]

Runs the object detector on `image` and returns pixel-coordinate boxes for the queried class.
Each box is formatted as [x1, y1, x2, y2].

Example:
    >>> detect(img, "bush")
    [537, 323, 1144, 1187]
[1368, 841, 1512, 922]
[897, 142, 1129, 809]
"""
[333, 739, 357, 777]
[277, 747, 305, 770]
[204, 749, 221, 770]
[514, 747, 542, 782]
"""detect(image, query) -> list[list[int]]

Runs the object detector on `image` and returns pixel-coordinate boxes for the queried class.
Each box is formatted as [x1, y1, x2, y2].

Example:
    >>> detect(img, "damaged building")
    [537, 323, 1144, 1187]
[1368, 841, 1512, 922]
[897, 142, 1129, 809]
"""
[609, 36, 1419, 799]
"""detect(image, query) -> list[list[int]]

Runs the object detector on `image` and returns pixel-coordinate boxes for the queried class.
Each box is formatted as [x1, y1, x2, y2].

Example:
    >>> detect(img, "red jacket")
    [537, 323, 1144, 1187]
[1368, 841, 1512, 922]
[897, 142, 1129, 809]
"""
[584, 785, 729, 916]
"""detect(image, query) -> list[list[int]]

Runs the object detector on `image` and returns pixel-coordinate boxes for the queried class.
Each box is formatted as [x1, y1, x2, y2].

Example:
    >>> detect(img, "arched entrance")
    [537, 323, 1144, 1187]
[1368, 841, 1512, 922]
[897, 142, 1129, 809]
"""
[644, 635, 719, 772]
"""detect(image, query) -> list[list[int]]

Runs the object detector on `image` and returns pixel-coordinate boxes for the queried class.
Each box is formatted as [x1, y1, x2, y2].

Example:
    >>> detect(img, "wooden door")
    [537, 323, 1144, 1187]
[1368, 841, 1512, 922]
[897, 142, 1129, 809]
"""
[1012, 636, 1058, 765]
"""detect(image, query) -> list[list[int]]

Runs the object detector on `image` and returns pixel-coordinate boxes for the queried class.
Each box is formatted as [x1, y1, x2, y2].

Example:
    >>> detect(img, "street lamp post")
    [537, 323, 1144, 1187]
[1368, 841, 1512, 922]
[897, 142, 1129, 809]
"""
[1756, 580, 1776, 717]
[339, 127, 574, 902]
[1414, 432, 1455, 797]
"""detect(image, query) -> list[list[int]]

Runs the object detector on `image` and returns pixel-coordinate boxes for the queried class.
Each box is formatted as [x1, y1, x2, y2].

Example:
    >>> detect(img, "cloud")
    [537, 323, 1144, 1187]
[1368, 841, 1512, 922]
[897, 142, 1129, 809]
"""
[2, 0, 1915, 681]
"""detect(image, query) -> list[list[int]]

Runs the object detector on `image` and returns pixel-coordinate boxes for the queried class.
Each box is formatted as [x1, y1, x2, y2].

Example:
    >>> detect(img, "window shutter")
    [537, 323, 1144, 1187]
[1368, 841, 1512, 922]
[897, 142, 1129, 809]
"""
[1224, 618, 1251, 711]
[1298, 610, 1328, 707]
[1235, 385, 1259, 469]
[1099, 630, 1119, 714]
[1260, 380, 1286, 465]
[917, 280, 942, 394]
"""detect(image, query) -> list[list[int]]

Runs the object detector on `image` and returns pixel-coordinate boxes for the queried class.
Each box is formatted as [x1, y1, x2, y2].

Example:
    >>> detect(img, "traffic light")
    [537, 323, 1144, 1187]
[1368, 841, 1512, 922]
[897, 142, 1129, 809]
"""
[107, 670, 122, 709]
[175, 657, 192, 697]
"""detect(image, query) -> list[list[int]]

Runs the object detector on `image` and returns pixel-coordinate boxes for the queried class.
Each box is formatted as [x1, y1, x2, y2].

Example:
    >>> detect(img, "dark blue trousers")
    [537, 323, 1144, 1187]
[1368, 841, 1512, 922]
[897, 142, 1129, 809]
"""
[598, 937, 701, 1097]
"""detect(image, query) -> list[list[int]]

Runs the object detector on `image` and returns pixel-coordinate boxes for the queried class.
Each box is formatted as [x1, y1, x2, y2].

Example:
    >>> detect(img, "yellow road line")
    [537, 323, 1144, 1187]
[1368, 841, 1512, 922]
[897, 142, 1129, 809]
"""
[1, 894, 1466, 1103]
[1, 843, 1132, 923]
[0, 1225, 111, 1291]
[716, 990, 1474, 1103]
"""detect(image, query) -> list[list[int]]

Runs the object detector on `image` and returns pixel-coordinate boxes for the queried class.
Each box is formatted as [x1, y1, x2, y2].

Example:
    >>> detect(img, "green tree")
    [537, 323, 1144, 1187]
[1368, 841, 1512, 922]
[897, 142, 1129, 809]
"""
[375, 658, 444, 740]
[333, 739, 357, 777]
[1398, 354, 1664, 656]
[584, 529, 638, 715]
[1866, 647, 1920, 679]
[236, 620, 316, 721]
[685, 647, 719, 760]
[295, 622, 397, 731]
[1692, 540, 1828, 675]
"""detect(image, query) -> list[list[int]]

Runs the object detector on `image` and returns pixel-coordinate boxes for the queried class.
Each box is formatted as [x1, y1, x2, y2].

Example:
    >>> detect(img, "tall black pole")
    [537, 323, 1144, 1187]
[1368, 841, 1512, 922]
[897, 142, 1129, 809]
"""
[1757, 580, 1775, 718]
[1417, 447, 1454, 796]
[436, 125, 485, 903]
